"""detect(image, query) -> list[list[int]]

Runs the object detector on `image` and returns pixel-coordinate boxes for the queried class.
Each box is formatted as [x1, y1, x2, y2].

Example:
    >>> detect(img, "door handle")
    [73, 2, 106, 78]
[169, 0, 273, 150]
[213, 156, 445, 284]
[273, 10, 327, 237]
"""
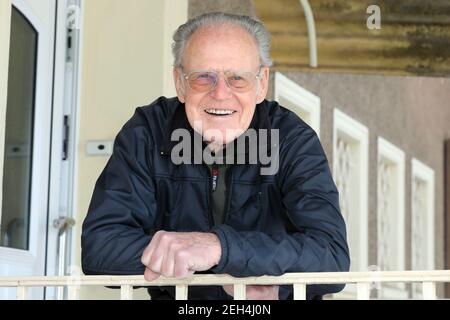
[53, 217, 76, 236]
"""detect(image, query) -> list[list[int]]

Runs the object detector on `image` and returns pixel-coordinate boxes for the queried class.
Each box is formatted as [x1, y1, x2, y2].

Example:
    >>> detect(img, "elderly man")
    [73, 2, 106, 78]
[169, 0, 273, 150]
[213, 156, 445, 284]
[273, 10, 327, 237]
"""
[81, 12, 350, 300]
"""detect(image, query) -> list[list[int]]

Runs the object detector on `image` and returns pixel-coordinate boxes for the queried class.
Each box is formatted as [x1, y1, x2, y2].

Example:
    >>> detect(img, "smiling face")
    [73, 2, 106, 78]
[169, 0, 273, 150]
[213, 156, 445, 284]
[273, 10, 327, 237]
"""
[173, 24, 269, 145]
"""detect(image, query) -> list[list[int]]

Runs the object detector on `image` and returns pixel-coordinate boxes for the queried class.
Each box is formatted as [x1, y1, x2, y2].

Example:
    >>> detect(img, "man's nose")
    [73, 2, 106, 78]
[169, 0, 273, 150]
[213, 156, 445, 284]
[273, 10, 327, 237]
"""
[210, 74, 232, 99]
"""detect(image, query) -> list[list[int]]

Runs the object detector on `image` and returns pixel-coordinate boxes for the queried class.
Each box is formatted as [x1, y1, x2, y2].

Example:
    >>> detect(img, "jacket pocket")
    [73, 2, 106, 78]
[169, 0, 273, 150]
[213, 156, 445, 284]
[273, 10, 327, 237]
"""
[226, 184, 263, 230]
[155, 179, 183, 231]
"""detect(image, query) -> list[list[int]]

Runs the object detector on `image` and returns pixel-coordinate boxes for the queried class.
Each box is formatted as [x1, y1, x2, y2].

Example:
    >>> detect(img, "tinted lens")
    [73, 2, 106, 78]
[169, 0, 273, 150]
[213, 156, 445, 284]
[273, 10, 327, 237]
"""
[188, 72, 216, 92]
[185, 70, 257, 92]
[226, 72, 254, 91]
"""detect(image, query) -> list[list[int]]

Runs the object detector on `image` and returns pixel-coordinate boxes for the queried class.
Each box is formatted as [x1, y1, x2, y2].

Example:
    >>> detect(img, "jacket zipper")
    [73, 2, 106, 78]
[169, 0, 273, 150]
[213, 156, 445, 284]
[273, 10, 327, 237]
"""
[223, 165, 233, 224]
[203, 163, 215, 227]
[211, 163, 219, 192]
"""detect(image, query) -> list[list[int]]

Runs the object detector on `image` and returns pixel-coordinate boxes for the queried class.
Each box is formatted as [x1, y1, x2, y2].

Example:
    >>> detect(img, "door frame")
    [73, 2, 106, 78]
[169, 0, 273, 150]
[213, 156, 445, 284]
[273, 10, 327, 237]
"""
[45, 0, 82, 299]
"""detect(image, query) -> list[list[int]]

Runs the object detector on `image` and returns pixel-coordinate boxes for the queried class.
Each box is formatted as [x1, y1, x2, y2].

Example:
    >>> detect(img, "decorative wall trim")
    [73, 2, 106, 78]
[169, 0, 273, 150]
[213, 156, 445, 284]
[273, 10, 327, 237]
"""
[274, 72, 321, 137]
[333, 109, 369, 273]
[411, 158, 435, 271]
[377, 137, 406, 298]
[411, 158, 435, 298]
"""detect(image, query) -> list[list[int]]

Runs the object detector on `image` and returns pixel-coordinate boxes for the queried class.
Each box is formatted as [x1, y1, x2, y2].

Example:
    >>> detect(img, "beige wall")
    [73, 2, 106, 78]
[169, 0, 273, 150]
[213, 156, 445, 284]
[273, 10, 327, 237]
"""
[0, 0, 12, 228]
[163, 0, 189, 97]
[75, 0, 187, 299]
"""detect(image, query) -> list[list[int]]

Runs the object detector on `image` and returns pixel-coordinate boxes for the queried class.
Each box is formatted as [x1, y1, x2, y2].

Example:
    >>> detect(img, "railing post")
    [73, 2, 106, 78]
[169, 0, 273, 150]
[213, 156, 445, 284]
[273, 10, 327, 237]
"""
[422, 282, 437, 300]
[175, 285, 188, 300]
[356, 282, 371, 300]
[67, 285, 80, 300]
[120, 285, 134, 300]
[16, 286, 27, 300]
[234, 284, 247, 300]
[293, 283, 306, 300]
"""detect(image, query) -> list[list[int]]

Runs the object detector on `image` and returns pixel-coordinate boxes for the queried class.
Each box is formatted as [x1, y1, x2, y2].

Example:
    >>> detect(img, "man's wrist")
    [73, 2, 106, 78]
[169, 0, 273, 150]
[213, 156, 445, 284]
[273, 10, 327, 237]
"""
[208, 225, 229, 273]
[207, 232, 222, 266]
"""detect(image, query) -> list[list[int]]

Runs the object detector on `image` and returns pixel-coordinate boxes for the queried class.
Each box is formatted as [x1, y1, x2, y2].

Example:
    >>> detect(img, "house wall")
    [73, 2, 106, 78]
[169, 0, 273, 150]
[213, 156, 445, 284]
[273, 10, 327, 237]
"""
[268, 71, 450, 276]
[74, 0, 187, 299]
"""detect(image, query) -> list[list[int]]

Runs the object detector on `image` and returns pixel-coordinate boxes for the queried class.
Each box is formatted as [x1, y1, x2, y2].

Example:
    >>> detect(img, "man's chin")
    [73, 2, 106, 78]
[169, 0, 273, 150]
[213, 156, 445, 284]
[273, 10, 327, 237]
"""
[202, 127, 245, 145]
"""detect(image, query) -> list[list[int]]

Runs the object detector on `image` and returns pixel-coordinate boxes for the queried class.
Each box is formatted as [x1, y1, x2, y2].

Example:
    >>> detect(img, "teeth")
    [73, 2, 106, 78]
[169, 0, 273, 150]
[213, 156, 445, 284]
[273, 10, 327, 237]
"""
[205, 109, 235, 115]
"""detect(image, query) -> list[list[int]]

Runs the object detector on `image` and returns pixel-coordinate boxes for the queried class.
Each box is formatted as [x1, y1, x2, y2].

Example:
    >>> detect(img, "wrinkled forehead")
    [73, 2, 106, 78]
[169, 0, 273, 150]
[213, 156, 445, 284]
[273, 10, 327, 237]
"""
[182, 24, 260, 70]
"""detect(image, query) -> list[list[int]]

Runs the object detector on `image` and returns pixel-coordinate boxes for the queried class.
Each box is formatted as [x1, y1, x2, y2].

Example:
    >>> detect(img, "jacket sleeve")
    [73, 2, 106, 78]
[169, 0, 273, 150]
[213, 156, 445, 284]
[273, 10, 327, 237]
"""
[81, 111, 156, 275]
[211, 126, 350, 297]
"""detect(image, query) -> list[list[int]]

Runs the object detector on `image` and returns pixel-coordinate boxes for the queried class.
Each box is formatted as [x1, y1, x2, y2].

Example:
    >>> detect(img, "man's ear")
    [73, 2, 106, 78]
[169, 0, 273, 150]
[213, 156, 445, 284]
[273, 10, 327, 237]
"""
[256, 67, 269, 104]
[173, 68, 186, 103]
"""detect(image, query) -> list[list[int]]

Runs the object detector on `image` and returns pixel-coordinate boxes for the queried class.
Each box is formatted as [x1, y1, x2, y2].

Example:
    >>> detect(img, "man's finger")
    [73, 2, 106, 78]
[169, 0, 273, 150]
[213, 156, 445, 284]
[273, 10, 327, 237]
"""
[144, 267, 161, 282]
[148, 233, 171, 273]
[141, 231, 164, 266]
[161, 242, 177, 277]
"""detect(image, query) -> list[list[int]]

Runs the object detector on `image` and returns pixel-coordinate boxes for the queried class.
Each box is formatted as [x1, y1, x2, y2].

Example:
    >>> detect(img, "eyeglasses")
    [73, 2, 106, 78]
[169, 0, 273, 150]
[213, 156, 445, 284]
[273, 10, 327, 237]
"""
[181, 66, 262, 93]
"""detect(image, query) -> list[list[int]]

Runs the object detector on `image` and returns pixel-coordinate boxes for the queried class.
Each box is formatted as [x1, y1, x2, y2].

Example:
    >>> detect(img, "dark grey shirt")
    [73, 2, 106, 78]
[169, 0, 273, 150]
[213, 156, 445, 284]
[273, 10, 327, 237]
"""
[202, 136, 249, 225]
[208, 163, 230, 225]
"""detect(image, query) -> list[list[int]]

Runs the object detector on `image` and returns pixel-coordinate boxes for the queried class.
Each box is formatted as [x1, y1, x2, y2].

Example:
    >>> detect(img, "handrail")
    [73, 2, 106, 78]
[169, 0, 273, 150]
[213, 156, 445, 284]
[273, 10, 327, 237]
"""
[1, 270, 449, 300]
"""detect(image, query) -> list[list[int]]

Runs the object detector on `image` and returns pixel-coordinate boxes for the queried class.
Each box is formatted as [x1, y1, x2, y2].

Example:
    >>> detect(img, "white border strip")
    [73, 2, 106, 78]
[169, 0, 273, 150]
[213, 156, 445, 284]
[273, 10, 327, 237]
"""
[274, 72, 321, 137]
[333, 109, 369, 272]
[411, 158, 435, 270]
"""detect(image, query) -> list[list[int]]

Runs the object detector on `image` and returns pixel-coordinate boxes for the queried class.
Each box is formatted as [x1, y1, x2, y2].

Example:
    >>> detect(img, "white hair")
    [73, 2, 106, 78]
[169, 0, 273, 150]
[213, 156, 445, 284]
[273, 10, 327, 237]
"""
[172, 12, 273, 68]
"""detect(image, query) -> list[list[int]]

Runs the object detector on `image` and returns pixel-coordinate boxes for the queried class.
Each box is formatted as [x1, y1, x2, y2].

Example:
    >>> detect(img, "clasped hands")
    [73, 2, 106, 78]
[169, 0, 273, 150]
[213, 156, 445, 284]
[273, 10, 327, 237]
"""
[141, 230, 278, 300]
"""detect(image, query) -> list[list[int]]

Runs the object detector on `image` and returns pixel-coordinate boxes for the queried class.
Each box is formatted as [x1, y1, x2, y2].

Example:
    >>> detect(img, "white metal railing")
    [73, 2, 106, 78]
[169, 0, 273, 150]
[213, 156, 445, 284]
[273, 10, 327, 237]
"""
[1, 270, 450, 300]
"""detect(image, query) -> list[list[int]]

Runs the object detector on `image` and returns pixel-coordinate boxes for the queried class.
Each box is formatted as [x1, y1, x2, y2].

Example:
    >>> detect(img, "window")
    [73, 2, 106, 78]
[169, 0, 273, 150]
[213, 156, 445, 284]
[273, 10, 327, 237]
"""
[274, 72, 321, 137]
[0, 7, 37, 250]
[377, 137, 407, 298]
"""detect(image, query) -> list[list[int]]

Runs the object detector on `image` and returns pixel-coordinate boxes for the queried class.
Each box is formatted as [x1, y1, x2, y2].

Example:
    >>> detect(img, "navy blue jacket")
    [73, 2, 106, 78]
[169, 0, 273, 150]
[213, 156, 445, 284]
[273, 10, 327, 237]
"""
[81, 97, 350, 299]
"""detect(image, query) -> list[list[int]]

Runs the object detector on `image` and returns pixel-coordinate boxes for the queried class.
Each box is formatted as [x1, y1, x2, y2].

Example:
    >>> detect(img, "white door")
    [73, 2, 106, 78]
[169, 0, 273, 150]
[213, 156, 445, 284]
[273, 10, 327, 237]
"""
[0, 0, 56, 299]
